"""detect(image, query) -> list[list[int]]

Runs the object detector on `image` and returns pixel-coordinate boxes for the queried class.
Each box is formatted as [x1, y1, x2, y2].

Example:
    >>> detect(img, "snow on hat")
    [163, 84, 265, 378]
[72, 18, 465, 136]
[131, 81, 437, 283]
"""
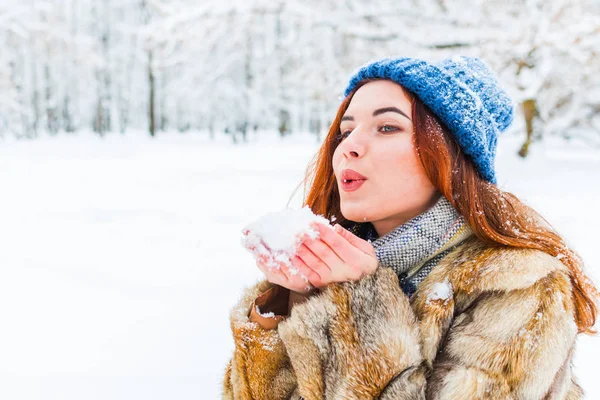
[343, 56, 514, 184]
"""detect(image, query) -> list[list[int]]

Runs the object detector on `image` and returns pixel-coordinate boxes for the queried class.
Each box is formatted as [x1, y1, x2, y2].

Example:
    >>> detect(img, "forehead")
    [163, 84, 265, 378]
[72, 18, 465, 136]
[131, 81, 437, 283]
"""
[345, 80, 411, 115]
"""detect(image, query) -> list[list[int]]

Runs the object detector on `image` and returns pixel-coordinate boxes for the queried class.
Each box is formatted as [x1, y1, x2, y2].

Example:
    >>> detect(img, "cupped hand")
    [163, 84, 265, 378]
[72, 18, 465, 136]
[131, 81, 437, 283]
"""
[293, 222, 378, 289]
[255, 252, 317, 295]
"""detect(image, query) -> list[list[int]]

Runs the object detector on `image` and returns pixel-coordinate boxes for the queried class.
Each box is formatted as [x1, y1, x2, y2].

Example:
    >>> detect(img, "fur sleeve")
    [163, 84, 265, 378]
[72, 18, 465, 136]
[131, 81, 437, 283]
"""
[278, 267, 426, 400]
[427, 269, 582, 399]
[222, 279, 297, 400]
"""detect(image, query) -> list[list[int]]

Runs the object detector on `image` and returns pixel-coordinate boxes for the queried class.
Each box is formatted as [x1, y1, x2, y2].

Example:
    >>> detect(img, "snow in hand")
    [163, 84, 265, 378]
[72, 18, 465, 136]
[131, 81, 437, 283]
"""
[241, 206, 331, 276]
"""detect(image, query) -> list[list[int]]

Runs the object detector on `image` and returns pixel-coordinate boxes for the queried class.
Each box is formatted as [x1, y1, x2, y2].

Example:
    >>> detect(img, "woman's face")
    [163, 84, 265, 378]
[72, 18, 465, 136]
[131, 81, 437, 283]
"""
[332, 80, 440, 237]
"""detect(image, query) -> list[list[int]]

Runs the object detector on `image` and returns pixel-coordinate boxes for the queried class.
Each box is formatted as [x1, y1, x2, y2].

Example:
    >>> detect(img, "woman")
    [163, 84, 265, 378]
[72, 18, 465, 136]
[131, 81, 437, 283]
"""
[222, 57, 598, 399]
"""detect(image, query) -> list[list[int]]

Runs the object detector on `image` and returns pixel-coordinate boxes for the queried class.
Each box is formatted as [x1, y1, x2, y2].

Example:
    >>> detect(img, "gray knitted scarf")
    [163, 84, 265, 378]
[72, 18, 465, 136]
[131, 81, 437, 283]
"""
[349, 196, 473, 297]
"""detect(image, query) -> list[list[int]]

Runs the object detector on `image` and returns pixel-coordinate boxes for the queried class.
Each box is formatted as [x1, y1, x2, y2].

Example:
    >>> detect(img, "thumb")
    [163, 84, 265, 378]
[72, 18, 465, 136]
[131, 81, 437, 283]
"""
[334, 224, 375, 256]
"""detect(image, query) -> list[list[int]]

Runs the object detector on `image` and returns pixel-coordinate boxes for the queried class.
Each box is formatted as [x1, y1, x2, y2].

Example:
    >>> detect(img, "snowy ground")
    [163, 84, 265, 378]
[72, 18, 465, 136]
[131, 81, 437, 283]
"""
[0, 131, 598, 399]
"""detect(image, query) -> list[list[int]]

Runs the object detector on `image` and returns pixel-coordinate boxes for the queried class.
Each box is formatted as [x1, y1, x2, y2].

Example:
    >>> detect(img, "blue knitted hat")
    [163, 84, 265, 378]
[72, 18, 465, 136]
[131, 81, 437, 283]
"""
[343, 56, 514, 184]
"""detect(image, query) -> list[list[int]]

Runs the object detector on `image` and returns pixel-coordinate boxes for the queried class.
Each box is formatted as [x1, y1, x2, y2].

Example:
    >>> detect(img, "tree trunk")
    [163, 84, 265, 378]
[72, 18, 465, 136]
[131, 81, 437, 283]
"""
[519, 98, 538, 158]
[148, 51, 155, 137]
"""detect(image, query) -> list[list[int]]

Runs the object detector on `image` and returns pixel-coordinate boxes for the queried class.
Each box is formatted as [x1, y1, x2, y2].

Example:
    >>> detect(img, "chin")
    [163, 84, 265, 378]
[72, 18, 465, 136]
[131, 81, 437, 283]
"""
[340, 203, 367, 223]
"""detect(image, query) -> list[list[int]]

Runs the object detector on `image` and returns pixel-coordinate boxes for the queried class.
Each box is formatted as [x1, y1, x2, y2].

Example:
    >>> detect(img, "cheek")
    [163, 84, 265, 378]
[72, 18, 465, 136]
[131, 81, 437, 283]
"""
[332, 147, 343, 175]
[377, 139, 432, 190]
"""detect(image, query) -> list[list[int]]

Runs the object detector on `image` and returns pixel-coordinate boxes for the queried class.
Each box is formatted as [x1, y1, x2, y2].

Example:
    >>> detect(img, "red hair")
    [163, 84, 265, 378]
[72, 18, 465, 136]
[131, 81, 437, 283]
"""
[294, 79, 598, 334]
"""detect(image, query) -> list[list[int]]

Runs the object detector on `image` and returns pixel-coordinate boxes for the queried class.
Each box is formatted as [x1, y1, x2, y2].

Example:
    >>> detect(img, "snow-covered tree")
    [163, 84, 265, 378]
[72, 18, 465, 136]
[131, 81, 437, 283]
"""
[0, 0, 598, 149]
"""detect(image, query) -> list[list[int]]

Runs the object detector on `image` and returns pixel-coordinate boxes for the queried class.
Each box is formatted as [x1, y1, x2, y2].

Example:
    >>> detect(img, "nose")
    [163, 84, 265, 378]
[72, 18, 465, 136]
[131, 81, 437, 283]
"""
[341, 128, 366, 159]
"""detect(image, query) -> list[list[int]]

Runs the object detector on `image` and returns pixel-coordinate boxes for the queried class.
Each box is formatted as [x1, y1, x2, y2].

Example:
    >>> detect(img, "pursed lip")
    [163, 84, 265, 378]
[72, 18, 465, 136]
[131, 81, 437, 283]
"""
[340, 169, 367, 182]
[339, 169, 368, 193]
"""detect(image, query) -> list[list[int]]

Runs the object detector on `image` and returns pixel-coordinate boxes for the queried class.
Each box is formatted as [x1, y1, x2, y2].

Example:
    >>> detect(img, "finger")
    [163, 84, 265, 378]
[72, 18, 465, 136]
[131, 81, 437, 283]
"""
[281, 258, 317, 293]
[278, 261, 295, 281]
[303, 235, 343, 271]
[296, 243, 331, 285]
[256, 258, 268, 274]
[291, 255, 323, 287]
[334, 223, 375, 255]
[312, 222, 363, 263]
[287, 258, 308, 281]
[257, 253, 268, 265]
[256, 257, 287, 284]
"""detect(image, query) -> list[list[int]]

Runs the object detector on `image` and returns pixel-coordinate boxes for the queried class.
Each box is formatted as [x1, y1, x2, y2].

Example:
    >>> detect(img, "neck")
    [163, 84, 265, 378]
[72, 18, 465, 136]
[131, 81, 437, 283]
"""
[371, 193, 442, 237]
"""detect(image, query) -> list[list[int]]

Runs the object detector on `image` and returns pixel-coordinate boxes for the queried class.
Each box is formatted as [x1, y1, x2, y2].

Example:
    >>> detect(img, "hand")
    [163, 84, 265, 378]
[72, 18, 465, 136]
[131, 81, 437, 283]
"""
[294, 222, 378, 288]
[255, 252, 317, 295]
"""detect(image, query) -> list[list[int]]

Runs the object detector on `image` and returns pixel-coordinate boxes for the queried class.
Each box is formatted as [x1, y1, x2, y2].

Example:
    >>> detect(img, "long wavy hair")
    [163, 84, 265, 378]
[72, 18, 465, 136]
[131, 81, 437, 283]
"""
[293, 78, 598, 334]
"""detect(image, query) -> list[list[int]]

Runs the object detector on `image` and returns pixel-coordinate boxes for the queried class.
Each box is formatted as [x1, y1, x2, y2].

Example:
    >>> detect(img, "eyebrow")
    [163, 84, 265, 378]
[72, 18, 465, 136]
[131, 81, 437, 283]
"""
[341, 107, 411, 122]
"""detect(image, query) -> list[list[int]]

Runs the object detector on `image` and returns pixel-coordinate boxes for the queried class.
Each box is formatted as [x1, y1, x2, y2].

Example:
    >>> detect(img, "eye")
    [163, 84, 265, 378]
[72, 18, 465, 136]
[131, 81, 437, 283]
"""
[336, 129, 352, 141]
[380, 125, 400, 133]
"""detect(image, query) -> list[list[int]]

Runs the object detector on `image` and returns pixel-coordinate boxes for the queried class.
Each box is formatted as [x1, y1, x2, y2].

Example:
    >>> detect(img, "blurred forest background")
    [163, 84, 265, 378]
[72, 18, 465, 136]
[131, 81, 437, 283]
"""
[0, 0, 599, 155]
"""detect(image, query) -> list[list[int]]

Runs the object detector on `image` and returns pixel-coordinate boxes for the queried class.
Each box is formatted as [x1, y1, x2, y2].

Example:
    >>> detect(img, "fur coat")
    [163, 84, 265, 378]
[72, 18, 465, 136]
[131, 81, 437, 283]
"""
[221, 235, 584, 399]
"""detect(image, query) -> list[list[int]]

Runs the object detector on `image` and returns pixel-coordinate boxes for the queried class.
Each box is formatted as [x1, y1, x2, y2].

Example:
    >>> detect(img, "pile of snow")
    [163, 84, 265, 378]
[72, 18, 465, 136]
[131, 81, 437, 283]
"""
[241, 206, 331, 275]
